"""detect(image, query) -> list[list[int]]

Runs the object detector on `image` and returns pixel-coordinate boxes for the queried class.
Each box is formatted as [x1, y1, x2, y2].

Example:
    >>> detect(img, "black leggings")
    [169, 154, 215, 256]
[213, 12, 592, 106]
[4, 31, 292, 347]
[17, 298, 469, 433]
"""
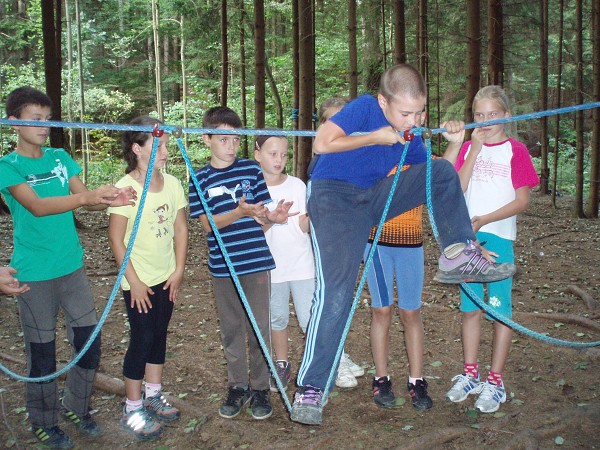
[123, 282, 174, 380]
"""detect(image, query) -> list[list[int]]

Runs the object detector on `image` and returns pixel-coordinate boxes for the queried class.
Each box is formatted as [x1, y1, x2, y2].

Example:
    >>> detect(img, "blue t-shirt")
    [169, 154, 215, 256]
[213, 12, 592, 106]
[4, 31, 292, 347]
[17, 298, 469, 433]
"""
[311, 94, 426, 188]
[188, 158, 275, 278]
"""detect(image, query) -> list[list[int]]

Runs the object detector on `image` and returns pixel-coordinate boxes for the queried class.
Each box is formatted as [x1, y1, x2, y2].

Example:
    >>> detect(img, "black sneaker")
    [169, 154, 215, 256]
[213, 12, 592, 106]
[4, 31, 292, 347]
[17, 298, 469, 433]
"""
[407, 378, 433, 410]
[372, 376, 396, 408]
[250, 389, 273, 420]
[270, 360, 291, 392]
[32, 425, 74, 449]
[219, 386, 252, 419]
[60, 398, 101, 437]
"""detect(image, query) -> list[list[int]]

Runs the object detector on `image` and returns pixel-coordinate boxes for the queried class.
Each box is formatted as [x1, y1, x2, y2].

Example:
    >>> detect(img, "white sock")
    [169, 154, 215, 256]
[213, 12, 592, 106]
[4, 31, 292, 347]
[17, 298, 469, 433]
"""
[125, 398, 143, 413]
[145, 382, 161, 398]
[409, 376, 423, 385]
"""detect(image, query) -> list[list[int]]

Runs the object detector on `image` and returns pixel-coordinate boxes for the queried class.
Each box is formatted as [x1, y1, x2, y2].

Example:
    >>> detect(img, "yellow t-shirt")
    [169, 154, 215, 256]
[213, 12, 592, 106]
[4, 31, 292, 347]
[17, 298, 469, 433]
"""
[107, 173, 187, 290]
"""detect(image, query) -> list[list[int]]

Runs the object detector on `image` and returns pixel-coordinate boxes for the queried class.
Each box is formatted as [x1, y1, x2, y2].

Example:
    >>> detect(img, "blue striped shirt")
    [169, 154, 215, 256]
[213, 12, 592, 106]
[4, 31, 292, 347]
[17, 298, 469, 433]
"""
[189, 158, 275, 277]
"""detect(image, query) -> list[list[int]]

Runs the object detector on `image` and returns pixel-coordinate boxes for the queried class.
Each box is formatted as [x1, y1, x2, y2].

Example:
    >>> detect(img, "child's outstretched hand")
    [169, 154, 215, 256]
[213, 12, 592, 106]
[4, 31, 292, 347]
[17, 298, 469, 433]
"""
[265, 199, 299, 225]
[441, 120, 465, 143]
[0, 266, 29, 296]
[88, 185, 137, 206]
[475, 240, 498, 263]
[110, 186, 138, 207]
[237, 196, 268, 223]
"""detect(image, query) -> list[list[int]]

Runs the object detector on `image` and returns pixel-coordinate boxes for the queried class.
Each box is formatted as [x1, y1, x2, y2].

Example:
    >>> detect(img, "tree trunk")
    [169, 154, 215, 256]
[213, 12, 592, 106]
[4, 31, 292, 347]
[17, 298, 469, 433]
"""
[417, 0, 429, 119]
[363, 0, 381, 92]
[465, 0, 481, 125]
[292, 0, 299, 161]
[254, 0, 266, 129]
[574, 0, 585, 218]
[65, 0, 76, 154]
[41, 0, 64, 149]
[265, 59, 284, 129]
[380, 0, 387, 70]
[151, 0, 163, 119]
[348, 0, 358, 98]
[551, 0, 564, 209]
[539, 0, 549, 195]
[221, 0, 228, 106]
[74, 0, 89, 183]
[393, 0, 406, 64]
[587, 0, 600, 218]
[487, 0, 503, 86]
[239, 0, 249, 157]
[297, 0, 314, 182]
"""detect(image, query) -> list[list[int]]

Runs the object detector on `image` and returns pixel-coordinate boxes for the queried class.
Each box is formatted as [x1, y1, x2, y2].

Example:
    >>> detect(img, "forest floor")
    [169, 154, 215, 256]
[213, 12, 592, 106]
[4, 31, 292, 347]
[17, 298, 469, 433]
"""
[0, 193, 599, 450]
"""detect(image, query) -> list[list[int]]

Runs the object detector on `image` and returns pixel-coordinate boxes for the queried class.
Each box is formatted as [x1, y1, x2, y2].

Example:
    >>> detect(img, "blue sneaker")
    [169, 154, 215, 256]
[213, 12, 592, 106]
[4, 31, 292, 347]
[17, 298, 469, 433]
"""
[446, 373, 482, 403]
[290, 386, 324, 425]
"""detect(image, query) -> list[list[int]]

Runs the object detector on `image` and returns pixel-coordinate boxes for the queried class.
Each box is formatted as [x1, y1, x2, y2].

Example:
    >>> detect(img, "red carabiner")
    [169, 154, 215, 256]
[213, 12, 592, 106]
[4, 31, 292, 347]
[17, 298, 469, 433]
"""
[152, 123, 164, 138]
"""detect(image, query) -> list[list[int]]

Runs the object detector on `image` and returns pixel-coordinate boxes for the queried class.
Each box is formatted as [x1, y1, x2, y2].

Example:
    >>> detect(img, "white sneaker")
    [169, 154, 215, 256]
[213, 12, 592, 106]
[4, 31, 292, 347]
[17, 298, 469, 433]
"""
[341, 353, 365, 377]
[335, 360, 358, 388]
[475, 381, 506, 413]
[446, 373, 482, 403]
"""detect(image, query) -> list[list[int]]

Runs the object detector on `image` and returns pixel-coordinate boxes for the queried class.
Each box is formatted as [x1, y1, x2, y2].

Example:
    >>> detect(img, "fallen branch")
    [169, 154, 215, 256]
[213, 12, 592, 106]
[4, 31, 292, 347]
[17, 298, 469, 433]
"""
[564, 285, 599, 310]
[514, 312, 600, 333]
[402, 426, 473, 449]
[529, 232, 561, 245]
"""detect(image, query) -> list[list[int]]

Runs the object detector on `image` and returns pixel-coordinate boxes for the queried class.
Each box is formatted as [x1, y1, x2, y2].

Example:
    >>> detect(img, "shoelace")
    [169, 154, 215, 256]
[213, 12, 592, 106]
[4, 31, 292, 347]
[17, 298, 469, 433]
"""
[478, 382, 500, 400]
[298, 388, 322, 406]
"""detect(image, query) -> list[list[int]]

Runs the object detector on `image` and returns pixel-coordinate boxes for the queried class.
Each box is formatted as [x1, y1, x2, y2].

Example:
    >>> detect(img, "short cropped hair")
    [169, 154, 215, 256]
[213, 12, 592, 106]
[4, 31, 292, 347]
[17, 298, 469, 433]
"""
[379, 64, 427, 102]
[5, 86, 53, 118]
[202, 106, 242, 131]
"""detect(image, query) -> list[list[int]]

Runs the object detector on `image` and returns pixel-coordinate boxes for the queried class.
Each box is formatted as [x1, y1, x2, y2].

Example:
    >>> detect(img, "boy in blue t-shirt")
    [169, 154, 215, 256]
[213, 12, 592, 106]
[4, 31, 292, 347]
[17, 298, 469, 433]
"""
[0, 86, 136, 448]
[291, 64, 517, 426]
[188, 106, 295, 421]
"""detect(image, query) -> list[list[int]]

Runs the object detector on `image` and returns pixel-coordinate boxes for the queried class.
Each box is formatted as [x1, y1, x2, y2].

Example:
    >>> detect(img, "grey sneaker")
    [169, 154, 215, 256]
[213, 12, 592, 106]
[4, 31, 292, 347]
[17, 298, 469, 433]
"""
[60, 398, 101, 437]
[446, 373, 482, 403]
[219, 386, 252, 419]
[120, 406, 163, 440]
[435, 241, 516, 284]
[32, 426, 74, 449]
[270, 360, 291, 392]
[290, 386, 324, 425]
[143, 392, 181, 423]
[372, 376, 395, 408]
[250, 389, 273, 420]
[475, 381, 506, 413]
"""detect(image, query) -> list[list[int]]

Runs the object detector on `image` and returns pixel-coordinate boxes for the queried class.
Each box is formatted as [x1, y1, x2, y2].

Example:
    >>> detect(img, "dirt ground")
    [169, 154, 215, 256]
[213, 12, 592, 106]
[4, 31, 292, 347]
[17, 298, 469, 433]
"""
[0, 193, 599, 449]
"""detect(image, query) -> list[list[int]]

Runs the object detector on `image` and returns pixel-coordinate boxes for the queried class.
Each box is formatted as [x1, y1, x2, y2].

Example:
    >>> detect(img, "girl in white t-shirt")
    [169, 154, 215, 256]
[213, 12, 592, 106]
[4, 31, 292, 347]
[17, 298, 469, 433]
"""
[446, 86, 539, 413]
[254, 134, 314, 392]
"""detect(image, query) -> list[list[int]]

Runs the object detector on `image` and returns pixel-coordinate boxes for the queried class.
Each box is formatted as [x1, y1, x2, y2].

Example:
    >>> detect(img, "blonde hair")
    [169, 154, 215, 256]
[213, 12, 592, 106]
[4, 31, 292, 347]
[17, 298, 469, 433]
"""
[379, 64, 426, 102]
[319, 97, 347, 124]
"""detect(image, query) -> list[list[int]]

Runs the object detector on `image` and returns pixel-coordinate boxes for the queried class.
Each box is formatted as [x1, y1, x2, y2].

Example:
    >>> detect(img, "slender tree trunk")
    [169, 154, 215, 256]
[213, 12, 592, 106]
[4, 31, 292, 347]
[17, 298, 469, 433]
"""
[393, 0, 405, 64]
[41, 0, 64, 149]
[380, 0, 387, 69]
[539, 0, 549, 195]
[254, 0, 266, 128]
[180, 16, 190, 171]
[152, 0, 163, 119]
[65, 0, 76, 154]
[465, 0, 480, 125]
[266, 60, 284, 128]
[574, 0, 584, 218]
[417, 0, 429, 120]
[292, 0, 299, 160]
[348, 0, 358, 98]
[588, 0, 600, 218]
[74, 0, 88, 182]
[297, 0, 314, 181]
[363, 0, 381, 92]
[551, 0, 564, 209]
[239, 1, 249, 157]
[487, 0, 503, 86]
[18, 0, 29, 63]
[221, 0, 228, 106]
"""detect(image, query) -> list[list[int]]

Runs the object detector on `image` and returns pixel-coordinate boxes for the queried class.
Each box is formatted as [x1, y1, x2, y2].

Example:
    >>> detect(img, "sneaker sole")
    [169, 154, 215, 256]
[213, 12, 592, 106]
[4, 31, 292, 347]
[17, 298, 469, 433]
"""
[434, 268, 516, 284]
[146, 410, 181, 423]
[412, 399, 433, 410]
[251, 409, 273, 420]
[290, 405, 322, 425]
[374, 398, 397, 409]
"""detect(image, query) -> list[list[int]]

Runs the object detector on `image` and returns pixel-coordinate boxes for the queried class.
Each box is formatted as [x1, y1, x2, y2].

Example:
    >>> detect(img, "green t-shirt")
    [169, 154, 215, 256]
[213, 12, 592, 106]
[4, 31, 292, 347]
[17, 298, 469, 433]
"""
[0, 147, 84, 281]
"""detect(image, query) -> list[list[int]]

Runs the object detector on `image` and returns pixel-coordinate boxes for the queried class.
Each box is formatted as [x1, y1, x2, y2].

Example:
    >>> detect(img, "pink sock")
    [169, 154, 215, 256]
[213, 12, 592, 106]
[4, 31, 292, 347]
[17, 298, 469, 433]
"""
[145, 383, 161, 398]
[487, 371, 503, 386]
[125, 398, 143, 413]
[464, 363, 479, 379]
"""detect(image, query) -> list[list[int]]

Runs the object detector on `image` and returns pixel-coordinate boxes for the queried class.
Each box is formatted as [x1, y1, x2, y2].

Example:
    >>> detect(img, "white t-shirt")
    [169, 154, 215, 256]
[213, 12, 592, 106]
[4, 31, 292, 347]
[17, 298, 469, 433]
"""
[264, 175, 315, 283]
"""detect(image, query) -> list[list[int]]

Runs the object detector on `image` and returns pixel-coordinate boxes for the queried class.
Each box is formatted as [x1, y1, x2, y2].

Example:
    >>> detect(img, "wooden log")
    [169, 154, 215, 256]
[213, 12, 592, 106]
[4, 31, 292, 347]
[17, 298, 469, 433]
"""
[565, 284, 599, 310]
[514, 312, 600, 333]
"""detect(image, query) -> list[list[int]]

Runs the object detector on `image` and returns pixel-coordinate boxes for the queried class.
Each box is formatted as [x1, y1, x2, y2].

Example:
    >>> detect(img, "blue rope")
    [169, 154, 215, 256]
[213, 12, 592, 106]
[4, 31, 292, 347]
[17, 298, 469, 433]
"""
[174, 137, 293, 412]
[0, 136, 160, 382]
[1, 100, 599, 137]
